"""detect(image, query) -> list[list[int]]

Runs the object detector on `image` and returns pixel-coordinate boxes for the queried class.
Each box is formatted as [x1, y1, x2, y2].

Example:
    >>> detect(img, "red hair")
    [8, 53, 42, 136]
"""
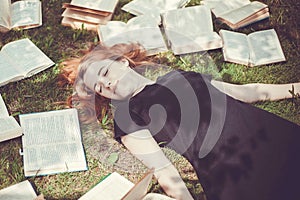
[59, 43, 152, 123]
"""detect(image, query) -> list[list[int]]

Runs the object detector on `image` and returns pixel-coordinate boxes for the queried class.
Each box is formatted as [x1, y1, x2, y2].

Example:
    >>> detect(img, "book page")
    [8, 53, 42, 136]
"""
[98, 21, 127, 42]
[204, 0, 250, 17]
[122, 0, 190, 16]
[163, 6, 214, 37]
[122, 169, 154, 200]
[11, 0, 42, 29]
[218, 1, 267, 24]
[20, 108, 87, 176]
[220, 29, 250, 66]
[79, 172, 134, 200]
[0, 0, 11, 30]
[248, 29, 286, 66]
[163, 5, 222, 54]
[98, 15, 167, 55]
[0, 94, 9, 117]
[0, 52, 23, 87]
[0, 116, 23, 142]
[126, 15, 161, 29]
[235, 8, 269, 29]
[0, 94, 22, 142]
[1, 38, 54, 78]
[70, 0, 119, 13]
[0, 180, 37, 200]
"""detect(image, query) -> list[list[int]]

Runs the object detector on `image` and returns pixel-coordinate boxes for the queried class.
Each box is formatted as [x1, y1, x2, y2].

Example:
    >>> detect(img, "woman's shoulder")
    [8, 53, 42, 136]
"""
[157, 69, 212, 84]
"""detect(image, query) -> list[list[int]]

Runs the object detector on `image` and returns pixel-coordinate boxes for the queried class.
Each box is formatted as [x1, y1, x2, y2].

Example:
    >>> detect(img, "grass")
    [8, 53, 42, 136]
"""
[0, 0, 299, 199]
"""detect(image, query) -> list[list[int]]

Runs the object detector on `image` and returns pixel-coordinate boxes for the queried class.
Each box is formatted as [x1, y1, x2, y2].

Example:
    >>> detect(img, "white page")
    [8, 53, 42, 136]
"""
[0, 94, 9, 117]
[0, 0, 11, 29]
[122, 170, 154, 200]
[220, 30, 250, 65]
[70, 0, 119, 13]
[248, 29, 286, 66]
[206, 0, 250, 17]
[99, 15, 167, 55]
[79, 172, 134, 200]
[163, 5, 222, 54]
[163, 5, 214, 37]
[0, 94, 22, 142]
[122, 0, 190, 16]
[23, 142, 88, 176]
[0, 180, 37, 200]
[0, 116, 23, 142]
[218, 1, 267, 24]
[0, 52, 23, 87]
[98, 21, 127, 41]
[1, 38, 54, 77]
[20, 108, 87, 176]
[11, 0, 41, 29]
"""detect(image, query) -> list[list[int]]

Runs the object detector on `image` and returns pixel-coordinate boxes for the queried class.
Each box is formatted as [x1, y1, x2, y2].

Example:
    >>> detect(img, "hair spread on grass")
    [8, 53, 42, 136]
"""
[59, 42, 152, 123]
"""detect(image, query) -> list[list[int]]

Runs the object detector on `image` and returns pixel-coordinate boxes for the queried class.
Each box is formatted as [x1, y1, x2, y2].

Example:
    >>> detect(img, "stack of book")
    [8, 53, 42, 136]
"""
[61, 0, 119, 31]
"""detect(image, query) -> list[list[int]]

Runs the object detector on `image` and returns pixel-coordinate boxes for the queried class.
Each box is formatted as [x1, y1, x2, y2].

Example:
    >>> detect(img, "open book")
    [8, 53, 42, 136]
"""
[0, 38, 55, 87]
[0, 180, 40, 200]
[79, 169, 175, 200]
[220, 29, 286, 66]
[162, 5, 222, 55]
[0, 0, 42, 33]
[19, 108, 88, 177]
[0, 94, 22, 142]
[61, 0, 119, 31]
[97, 15, 168, 56]
[202, 0, 269, 29]
[122, 0, 191, 17]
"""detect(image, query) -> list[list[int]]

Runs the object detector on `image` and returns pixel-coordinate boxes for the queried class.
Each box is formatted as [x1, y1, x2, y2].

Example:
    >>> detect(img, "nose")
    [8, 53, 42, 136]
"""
[104, 79, 111, 88]
[98, 76, 111, 88]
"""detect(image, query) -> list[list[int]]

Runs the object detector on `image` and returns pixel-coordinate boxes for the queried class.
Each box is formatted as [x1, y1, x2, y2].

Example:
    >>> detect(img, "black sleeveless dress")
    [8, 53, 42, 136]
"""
[113, 70, 300, 200]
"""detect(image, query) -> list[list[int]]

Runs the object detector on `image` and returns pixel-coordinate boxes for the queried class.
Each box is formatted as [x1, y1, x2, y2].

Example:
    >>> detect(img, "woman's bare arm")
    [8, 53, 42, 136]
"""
[211, 80, 300, 103]
[121, 129, 194, 200]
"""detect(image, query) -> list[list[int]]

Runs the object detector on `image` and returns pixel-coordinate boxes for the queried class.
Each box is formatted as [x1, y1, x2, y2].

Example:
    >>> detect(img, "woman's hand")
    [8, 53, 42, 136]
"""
[121, 129, 194, 200]
[154, 164, 194, 200]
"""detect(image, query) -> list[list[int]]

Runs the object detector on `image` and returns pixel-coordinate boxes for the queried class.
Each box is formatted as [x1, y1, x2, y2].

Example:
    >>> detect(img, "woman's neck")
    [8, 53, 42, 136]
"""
[131, 73, 155, 97]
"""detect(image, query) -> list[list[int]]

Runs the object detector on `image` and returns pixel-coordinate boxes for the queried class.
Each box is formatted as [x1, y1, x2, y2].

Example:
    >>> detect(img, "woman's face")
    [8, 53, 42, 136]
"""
[83, 59, 136, 100]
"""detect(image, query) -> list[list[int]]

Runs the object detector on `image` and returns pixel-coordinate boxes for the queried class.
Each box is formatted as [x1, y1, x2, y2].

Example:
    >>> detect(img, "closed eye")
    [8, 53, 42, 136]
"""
[95, 84, 102, 94]
[103, 68, 108, 76]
